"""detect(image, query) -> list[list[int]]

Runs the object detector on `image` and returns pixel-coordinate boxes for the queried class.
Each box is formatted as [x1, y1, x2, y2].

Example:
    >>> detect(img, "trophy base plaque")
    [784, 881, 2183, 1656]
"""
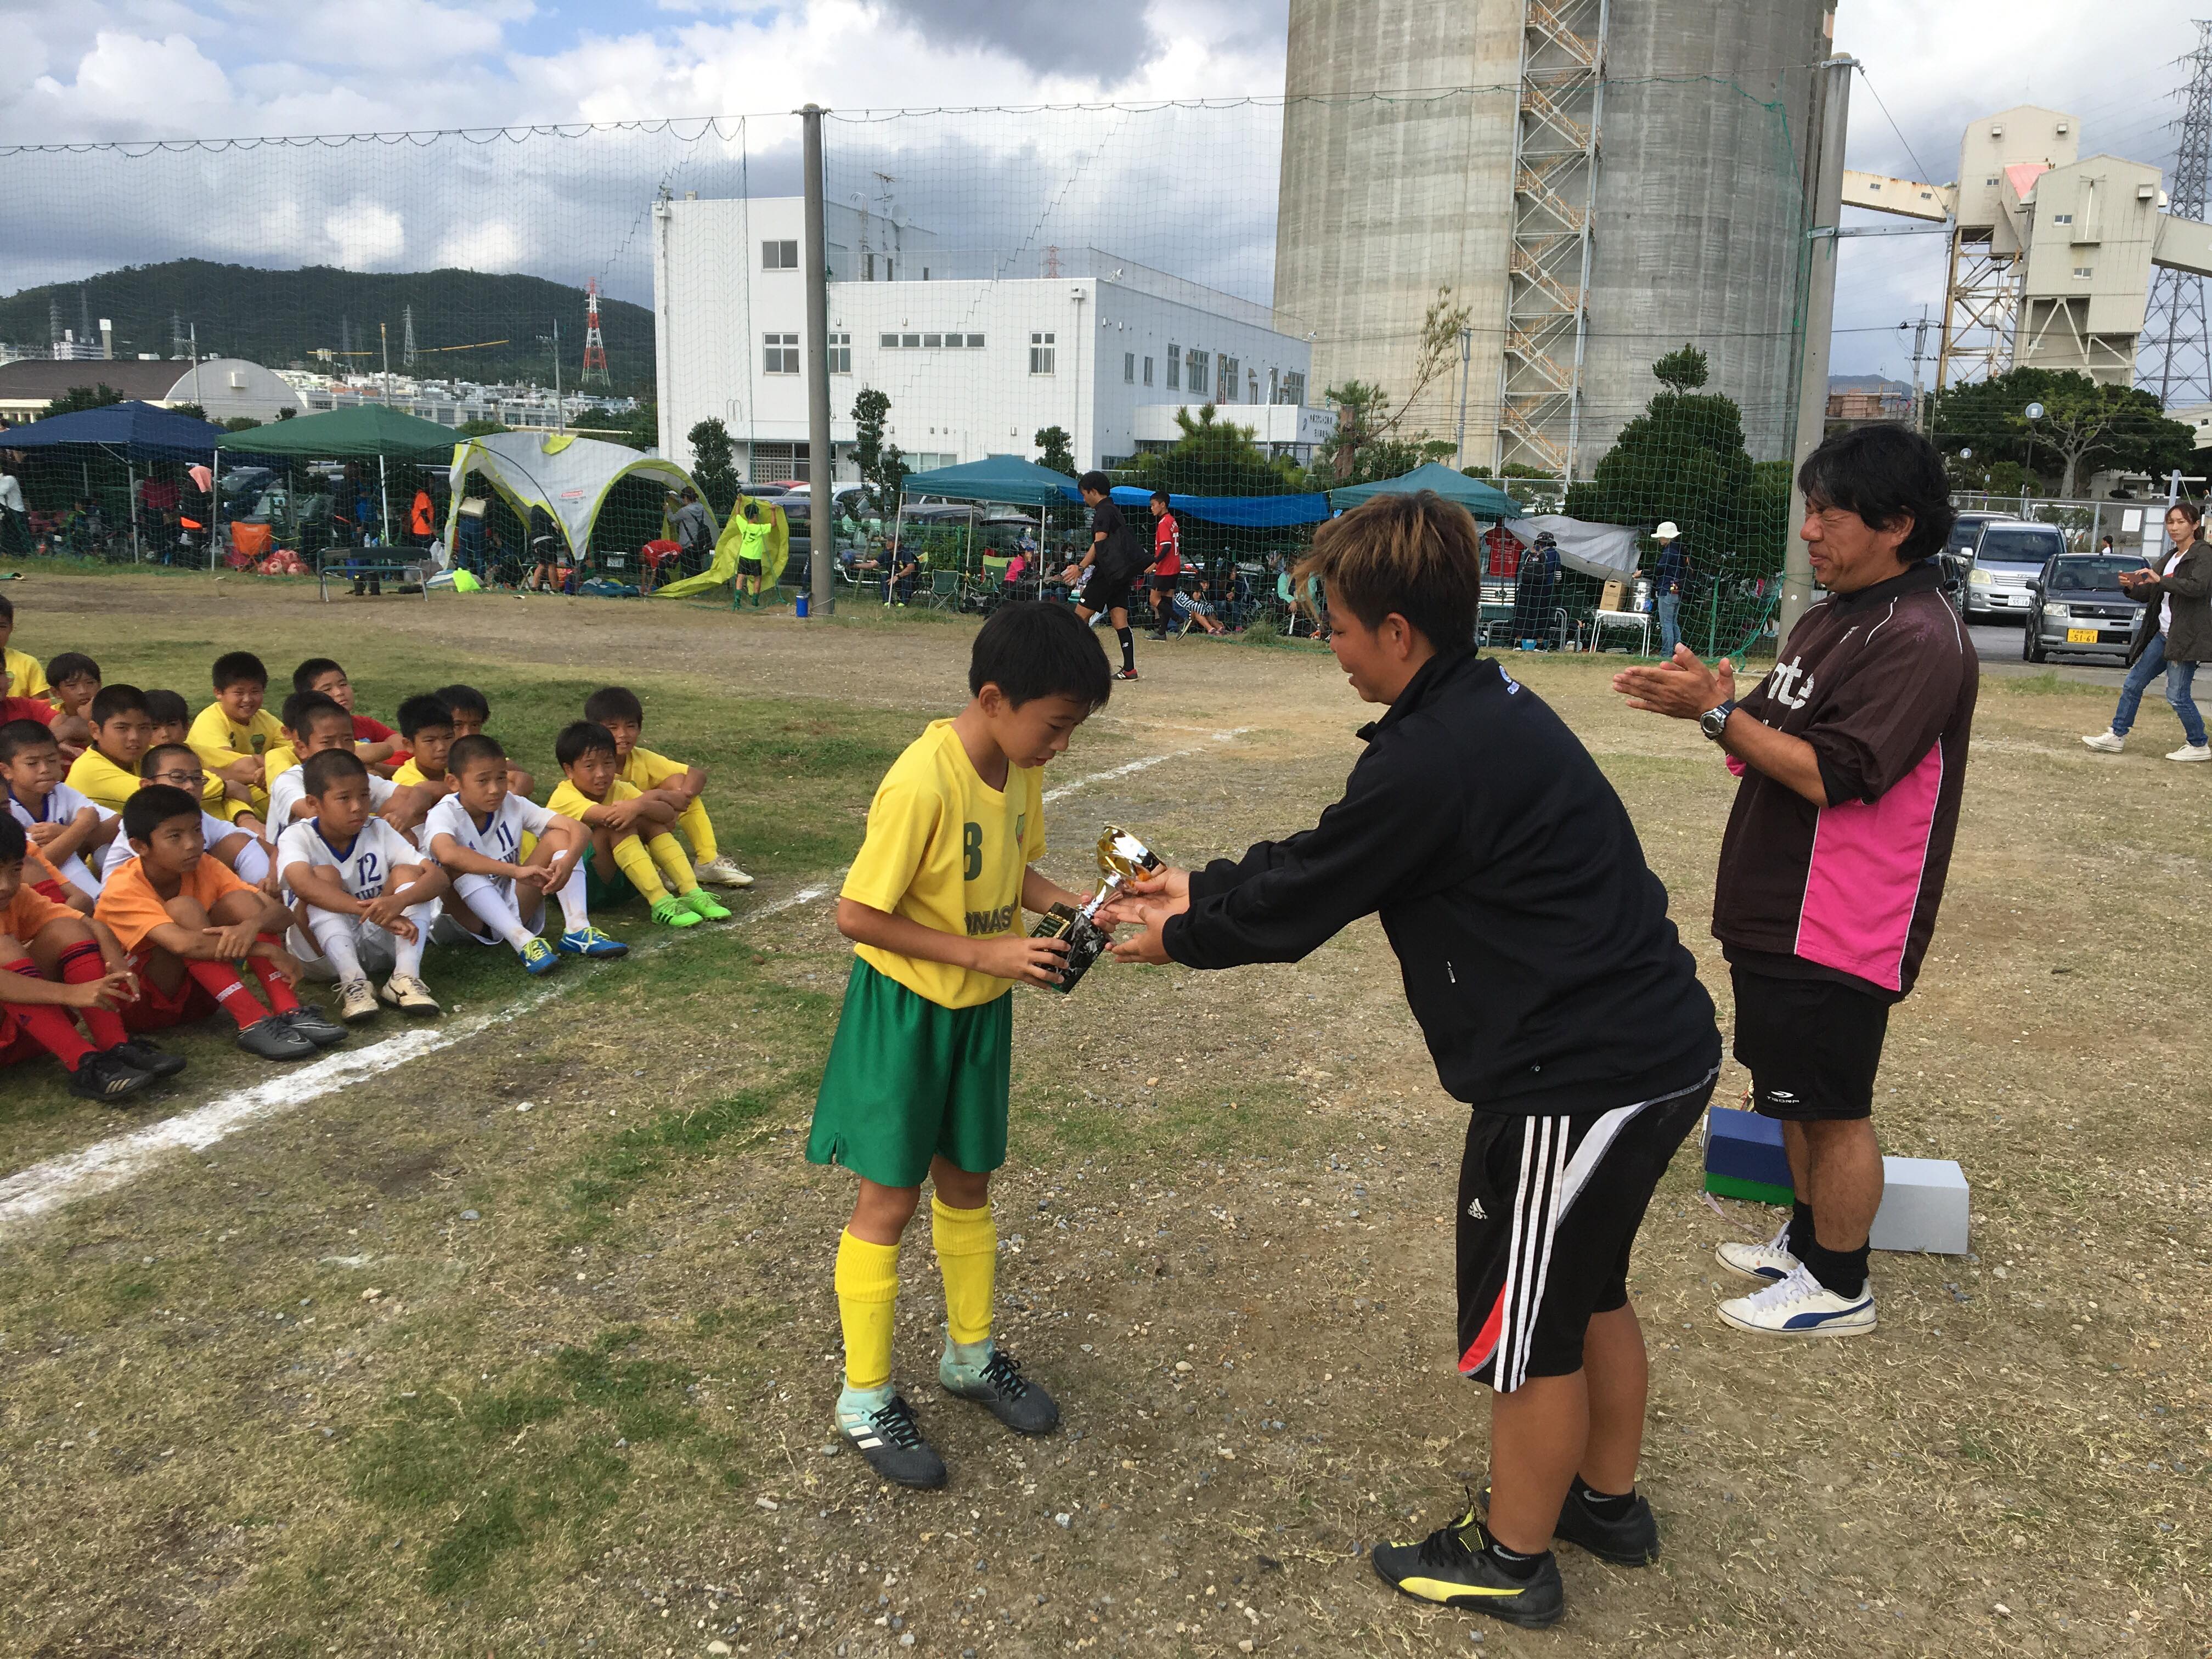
[1028, 823, 1162, 995]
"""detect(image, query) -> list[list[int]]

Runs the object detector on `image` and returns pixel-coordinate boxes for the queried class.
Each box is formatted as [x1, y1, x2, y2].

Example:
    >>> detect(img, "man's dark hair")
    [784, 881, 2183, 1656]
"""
[123, 784, 202, 845]
[0, 811, 24, 864]
[142, 689, 189, 728]
[583, 685, 645, 727]
[281, 690, 349, 737]
[0, 718, 58, 765]
[448, 733, 507, 774]
[89, 684, 149, 726]
[1296, 489, 1482, 651]
[140, 742, 200, 778]
[1077, 470, 1111, 498]
[1797, 424, 1955, 564]
[969, 602, 1113, 710]
[212, 650, 268, 691]
[46, 651, 100, 687]
[436, 683, 491, 720]
[555, 720, 618, 769]
[292, 657, 346, 692]
[302, 748, 370, 798]
[395, 692, 454, 741]
[1150, 488, 1170, 506]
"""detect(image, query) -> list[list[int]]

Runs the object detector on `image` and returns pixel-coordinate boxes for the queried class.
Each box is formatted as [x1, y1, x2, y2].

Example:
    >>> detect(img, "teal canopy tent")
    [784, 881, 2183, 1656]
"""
[902, 453, 1079, 507]
[1327, 462, 1525, 519]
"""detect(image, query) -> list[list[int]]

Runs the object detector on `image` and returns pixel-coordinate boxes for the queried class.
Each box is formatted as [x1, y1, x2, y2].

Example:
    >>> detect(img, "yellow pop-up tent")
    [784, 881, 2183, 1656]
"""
[652, 499, 788, 600]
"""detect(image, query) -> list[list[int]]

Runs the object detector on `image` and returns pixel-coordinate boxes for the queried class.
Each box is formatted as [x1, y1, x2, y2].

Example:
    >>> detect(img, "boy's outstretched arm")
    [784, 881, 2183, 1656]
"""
[1020, 865, 1088, 917]
[836, 896, 1070, 987]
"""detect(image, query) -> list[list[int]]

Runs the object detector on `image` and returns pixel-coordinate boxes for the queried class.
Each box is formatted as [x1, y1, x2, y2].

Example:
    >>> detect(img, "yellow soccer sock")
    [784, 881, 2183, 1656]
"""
[931, 1197, 997, 1348]
[608, 832, 671, 904]
[834, 1230, 902, 1393]
[676, 794, 719, 862]
[647, 831, 700, 894]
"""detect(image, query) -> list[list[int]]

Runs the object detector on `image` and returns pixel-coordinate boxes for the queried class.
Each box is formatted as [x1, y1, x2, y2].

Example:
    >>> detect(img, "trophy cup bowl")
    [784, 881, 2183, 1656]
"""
[1028, 823, 1162, 994]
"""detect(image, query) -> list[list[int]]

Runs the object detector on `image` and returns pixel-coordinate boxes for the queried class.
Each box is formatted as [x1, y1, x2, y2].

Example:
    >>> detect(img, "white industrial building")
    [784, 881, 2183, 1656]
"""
[651, 195, 1327, 482]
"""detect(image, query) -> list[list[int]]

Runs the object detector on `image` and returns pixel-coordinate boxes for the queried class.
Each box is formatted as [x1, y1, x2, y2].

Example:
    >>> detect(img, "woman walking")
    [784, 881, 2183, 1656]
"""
[2084, 502, 2210, 761]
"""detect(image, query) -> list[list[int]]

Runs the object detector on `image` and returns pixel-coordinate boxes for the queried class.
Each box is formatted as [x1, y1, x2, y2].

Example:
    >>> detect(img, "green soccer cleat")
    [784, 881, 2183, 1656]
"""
[650, 896, 704, 929]
[678, 888, 732, 921]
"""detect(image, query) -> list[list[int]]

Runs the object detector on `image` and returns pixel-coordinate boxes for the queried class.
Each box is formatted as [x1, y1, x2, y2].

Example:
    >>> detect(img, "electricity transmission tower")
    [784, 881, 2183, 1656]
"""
[2145, 19, 2212, 407]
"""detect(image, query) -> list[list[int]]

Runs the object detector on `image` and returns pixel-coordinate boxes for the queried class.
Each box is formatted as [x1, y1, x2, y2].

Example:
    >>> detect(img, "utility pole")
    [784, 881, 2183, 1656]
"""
[1900, 307, 1935, 433]
[1454, 326, 1473, 469]
[802, 103, 835, 619]
[378, 323, 393, 544]
[1781, 55, 1856, 643]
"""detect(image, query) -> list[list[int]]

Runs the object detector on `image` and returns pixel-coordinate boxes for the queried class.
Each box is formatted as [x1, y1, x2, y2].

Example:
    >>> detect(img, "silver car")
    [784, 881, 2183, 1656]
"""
[1964, 521, 2068, 621]
[2022, 551, 2151, 663]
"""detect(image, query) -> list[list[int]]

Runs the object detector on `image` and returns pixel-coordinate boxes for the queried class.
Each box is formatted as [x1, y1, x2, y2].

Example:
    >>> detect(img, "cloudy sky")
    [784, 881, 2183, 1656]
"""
[2, 0, 2202, 386]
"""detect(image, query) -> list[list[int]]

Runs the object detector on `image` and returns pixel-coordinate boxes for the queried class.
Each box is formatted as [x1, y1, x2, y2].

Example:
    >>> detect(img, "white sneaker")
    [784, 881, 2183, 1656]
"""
[1716, 1263, 1875, 1337]
[693, 855, 755, 888]
[379, 974, 442, 1017]
[336, 977, 380, 1023]
[2081, 730, 2125, 753]
[2165, 743, 2211, 763]
[1716, 1218, 1799, 1284]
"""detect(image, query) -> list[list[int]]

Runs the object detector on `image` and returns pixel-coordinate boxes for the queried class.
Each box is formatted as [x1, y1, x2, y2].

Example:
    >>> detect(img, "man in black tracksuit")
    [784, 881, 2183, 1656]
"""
[1108, 490, 1718, 1630]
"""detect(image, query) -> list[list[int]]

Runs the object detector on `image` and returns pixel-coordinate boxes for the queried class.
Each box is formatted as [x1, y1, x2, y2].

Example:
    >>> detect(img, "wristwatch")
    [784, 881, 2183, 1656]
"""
[1699, 698, 1737, 743]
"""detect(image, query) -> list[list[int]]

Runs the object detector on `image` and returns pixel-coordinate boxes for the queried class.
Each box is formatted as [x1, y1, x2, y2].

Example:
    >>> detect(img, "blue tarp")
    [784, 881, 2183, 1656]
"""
[1327, 461, 1524, 518]
[1062, 484, 1333, 528]
[0, 399, 227, 463]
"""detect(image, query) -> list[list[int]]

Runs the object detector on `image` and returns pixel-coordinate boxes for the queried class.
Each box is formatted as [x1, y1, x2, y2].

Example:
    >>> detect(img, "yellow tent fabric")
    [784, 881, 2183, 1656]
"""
[652, 501, 789, 600]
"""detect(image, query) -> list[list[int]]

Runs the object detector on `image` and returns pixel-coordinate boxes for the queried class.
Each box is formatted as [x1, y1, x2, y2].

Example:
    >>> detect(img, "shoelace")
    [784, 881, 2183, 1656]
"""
[980, 1350, 1030, 1400]
[1412, 1503, 1484, 1573]
[869, 1396, 927, 1449]
[1743, 1267, 1823, 1311]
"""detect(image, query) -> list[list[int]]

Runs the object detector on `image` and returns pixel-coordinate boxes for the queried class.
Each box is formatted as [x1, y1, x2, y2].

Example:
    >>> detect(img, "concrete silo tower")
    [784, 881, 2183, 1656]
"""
[1274, 0, 1833, 478]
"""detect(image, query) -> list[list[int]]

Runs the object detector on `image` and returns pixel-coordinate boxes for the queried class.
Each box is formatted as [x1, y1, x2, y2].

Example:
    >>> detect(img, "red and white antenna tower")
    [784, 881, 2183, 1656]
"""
[579, 278, 610, 387]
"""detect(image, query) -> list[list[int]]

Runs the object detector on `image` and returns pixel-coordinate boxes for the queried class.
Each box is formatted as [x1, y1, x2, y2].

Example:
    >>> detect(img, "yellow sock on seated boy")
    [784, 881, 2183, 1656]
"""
[806, 601, 1112, 1488]
[545, 722, 729, 929]
[582, 685, 751, 888]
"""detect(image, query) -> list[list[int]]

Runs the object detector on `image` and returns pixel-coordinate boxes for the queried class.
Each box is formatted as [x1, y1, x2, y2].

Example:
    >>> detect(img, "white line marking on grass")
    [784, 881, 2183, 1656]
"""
[1043, 727, 1252, 803]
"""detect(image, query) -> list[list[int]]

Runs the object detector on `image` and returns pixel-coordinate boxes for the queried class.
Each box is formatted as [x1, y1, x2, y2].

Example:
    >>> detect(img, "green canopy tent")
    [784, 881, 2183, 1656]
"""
[215, 404, 459, 561]
[1327, 461, 1526, 520]
[899, 454, 1079, 576]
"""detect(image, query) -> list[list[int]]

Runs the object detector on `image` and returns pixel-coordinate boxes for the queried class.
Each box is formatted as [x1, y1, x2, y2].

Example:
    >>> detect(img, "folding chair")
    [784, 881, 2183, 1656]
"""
[923, 569, 963, 612]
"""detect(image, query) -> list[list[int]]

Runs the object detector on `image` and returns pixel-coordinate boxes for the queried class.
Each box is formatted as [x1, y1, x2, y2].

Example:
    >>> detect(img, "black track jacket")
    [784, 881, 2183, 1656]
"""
[1162, 650, 1718, 1116]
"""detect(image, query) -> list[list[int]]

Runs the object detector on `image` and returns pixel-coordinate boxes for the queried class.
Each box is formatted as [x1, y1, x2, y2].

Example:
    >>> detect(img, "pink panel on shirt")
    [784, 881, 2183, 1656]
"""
[1793, 744, 1942, 992]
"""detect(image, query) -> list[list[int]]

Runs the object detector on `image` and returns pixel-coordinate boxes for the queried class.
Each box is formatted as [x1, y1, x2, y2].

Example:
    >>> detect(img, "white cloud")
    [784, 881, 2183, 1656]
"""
[323, 196, 407, 268]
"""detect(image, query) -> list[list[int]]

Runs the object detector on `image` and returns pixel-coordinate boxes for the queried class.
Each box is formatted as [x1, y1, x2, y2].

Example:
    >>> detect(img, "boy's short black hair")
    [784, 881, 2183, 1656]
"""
[448, 733, 507, 774]
[302, 748, 370, 798]
[142, 689, 189, 729]
[90, 684, 149, 726]
[582, 685, 644, 726]
[0, 811, 24, 863]
[1078, 470, 1111, 498]
[281, 690, 349, 737]
[555, 720, 618, 769]
[1797, 424, 1955, 565]
[292, 657, 346, 692]
[0, 718, 59, 765]
[46, 651, 99, 687]
[140, 742, 199, 777]
[1150, 488, 1170, 505]
[123, 784, 202, 845]
[968, 601, 1113, 710]
[212, 651, 268, 691]
[437, 683, 490, 720]
[395, 692, 454, 741]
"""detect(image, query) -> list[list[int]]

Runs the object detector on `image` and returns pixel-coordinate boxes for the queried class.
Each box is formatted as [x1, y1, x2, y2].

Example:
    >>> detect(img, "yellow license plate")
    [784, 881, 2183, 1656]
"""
[2067, 628, 2098, 644]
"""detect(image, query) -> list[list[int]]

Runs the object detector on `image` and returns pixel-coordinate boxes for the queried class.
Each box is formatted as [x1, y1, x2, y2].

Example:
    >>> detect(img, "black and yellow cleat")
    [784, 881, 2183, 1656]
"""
[1480, 1477, 1660, 1567]
[1368, 1506, 1565, 1629]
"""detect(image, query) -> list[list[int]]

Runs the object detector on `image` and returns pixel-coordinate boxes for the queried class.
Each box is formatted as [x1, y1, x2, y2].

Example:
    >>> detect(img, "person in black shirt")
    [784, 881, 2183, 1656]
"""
[1063, 470, 1141, 680]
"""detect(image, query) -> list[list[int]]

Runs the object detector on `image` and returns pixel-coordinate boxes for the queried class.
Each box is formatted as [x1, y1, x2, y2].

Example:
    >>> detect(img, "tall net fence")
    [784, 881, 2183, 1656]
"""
[0, 84, 1808, 657]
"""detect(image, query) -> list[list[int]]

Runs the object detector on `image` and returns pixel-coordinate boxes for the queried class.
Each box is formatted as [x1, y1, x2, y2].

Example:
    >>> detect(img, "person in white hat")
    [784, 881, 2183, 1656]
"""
[1651, 522, 1687, 657]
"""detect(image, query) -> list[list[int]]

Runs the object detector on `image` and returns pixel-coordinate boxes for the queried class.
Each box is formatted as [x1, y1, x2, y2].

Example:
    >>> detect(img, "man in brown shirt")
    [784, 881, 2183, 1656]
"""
[1613, 425, 1975, 1339]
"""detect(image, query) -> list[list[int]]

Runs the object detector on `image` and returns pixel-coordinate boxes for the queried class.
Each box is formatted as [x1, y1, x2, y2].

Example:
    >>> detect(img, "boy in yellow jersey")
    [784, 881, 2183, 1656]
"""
[143, 689, 249, 828]
[545, 721, 729, 930]
[65, 685, 156, 812]
[388, 693, 456, 796]
[807, 602, 1110, 1488]
[0, 593, 49, 701]
[581, 684, 751, 887]
[435, 683, 534, 797]
[187, 651, 285, 819]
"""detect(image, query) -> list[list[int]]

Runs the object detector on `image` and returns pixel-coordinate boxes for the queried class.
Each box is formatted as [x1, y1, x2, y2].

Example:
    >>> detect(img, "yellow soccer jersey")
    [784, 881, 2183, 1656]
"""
[842, 719, 1046, 1009]
[65, 748, 140, 814]
[263, 743, 298, 780]
[616, 744, 689, 792]
[187, 702, 285, 771]
[546, 776, 640, 823]
[3, 646, 47, 701]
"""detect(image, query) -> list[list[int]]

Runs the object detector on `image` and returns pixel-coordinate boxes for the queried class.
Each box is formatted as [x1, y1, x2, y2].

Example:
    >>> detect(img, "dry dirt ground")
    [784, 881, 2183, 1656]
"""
[1, 572, 2207, 1659]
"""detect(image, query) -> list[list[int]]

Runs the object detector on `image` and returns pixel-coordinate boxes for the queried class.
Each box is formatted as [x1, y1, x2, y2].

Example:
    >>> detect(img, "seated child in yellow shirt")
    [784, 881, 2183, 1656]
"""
[546, 721, 729, 930]
[388, 693, 456, 795]
[187, 651, 285, 821]
[143, 689, 247, 828]
[65, 685, 155, 812]
[582, 684, 751, 888]
[43, 651, 99, 763]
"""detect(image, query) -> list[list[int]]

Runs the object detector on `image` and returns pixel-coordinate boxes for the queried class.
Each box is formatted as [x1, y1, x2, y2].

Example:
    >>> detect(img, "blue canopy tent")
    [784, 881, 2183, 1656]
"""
[903, 454, 1077, 507]
[1069, 483, 1332, 528]
[1327, 461, 1525, 520]
[0, 400, 229, 561]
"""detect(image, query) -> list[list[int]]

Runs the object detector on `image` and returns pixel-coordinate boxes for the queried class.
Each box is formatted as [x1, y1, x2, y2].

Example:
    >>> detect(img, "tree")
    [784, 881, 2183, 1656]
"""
[166, 403, 207, 424]
[1033, 425, 1075, 477]
[41, 384, 127, 419]
[1928, 368, 2194, 497]
[1130, 405, 1305, 499]
[1651, 343, 1709, 393]
[221, 416, 263, 433]
[613, 399, 657, 452]
[1310, 286, 1471, 483]
[854, 388, 909, 521]
[685, 417, 740, 516]
[455, 418, 509, 438]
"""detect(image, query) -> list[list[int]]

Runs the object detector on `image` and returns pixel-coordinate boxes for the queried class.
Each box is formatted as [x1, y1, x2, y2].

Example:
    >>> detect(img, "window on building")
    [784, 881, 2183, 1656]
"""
[967, 334, 986, 348]
[879, 332, 899, 348]
[1186, 348, 1208, 397]
[1217, 354, 1238, 401]
[924, 332, 944, 348]
[828, 331, 851, 374]
[1268, 368, 1279, 403]
[1143, 356, 1154, 386]
[2073, 266, 2094, 278]
[1167, 343, 1180, 390]
[1282, 370, 1306, 405]
[1030, 331, 1057, 375]
[885, 259, 895, 281]
[764, 332, 800, 374]
[2053, 213, 2073, 224]
[762, 239, 799, 270]
[1124, 351, 1136, 383]
[902, 333, 921, 349]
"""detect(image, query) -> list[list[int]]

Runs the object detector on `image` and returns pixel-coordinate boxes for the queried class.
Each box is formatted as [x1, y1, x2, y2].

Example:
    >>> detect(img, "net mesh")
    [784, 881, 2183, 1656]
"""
[0, 89, 1807, 656]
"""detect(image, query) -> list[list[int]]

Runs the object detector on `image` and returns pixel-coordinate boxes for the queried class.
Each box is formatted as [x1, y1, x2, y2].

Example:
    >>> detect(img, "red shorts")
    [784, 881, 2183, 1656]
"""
[0, 1010, 45, 1068]
[120, 950, 218, 1033]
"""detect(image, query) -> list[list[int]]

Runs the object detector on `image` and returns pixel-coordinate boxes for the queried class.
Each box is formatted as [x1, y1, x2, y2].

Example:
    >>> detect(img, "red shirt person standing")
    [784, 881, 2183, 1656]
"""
[1145, 489, 1183, 638]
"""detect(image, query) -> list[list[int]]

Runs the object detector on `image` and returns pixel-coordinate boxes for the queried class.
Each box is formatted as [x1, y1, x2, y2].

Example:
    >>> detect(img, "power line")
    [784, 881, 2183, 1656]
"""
[1853, 65, 1933, 185]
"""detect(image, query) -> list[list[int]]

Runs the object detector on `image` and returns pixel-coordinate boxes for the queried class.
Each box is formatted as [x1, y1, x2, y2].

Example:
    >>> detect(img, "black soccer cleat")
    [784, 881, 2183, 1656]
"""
[1481, 1478, 1660, 1566]
[68, 1048, 158, 1103]
[236, 1018, 318, 1061]
[1369, 1504, 1565, 1629]
[836, 1393, 948, 1489]
[940, 1346, 1060, 1436]
[274, 1005, 349, 1049]
[111, 1036, 188, 1079]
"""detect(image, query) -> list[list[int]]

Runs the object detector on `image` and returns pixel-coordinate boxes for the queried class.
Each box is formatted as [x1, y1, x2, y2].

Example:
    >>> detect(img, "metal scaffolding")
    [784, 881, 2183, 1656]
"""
[2144, 18, 2212, 407]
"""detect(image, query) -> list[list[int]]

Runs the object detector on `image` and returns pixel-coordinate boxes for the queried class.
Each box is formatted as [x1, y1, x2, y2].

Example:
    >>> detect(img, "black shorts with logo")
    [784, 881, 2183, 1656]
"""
[1455, 1068, 1715, 1391]
[1730, 964, 1891, 1121]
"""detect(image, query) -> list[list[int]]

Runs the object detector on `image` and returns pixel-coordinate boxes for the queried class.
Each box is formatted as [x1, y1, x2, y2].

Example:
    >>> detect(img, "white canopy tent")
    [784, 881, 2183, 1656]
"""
[444, 431, 712, 560]
[1503, 515, 1644, 582]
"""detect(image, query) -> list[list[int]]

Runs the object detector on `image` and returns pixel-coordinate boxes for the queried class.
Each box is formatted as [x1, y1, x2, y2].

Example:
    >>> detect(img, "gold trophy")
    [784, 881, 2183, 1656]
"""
[1029, 823, 1163, 993]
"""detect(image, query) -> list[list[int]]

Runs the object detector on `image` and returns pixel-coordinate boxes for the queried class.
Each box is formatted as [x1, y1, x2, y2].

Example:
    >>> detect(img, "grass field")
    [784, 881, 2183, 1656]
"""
[1, 571, 2207, 1659]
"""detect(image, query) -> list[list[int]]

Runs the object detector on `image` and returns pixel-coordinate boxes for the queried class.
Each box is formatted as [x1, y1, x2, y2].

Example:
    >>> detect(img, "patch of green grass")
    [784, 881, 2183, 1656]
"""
[1017, 1079, 1306, 1161]
[566, 1083, 789, 1216]
[1997, 670, 2109, 698]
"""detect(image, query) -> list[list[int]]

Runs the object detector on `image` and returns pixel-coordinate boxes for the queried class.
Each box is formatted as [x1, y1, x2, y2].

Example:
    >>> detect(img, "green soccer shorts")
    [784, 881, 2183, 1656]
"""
[580, 844, 634, 911]
[806, 957, 1013, 1188]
